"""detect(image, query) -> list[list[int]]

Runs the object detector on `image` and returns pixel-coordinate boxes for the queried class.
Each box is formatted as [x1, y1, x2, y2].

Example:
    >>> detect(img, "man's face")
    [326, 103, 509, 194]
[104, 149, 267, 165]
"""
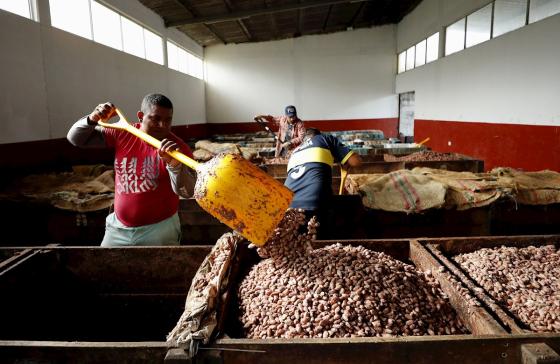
[287, 115, 297, 123]
[139, 105, 173, 140]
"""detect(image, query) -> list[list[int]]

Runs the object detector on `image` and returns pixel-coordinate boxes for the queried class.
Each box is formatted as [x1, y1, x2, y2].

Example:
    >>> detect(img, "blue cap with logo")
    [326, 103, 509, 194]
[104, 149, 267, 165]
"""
[285, 105, 297, 117]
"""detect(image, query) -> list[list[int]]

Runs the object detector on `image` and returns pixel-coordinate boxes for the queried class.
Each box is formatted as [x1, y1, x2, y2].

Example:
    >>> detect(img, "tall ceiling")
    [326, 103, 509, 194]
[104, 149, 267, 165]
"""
[139, 0, 423, 47]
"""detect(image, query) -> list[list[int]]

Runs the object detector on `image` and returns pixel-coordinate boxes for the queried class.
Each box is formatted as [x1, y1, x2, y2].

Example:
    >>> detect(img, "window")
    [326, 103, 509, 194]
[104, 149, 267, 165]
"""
[49, 0, 168, 66]
[144, 28, 164, 65]
[493, 0, 527, 37]
[0, 0, 32, 19]
[529, 0, 560, 23]
[426, 32, 439, 63]
[122, 16, 145, 58]
[397, 32, 438, 73]
[398, 51, 406, 73]
[405, 46, 415, 71]
[466, 3, 492, 48]
[167, 41, 204, 79]
[50, 0, 92, 40]
[188, 53, 204, 79]
[92, 1, 122, 50]
[445, 18, 466, 55]
[415, 39, 426, 67]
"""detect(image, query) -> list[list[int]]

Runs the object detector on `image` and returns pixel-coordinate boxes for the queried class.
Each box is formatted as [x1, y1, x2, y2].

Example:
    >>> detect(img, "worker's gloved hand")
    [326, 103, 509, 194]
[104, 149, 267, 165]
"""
[159, 139, 181, 168]
[88, 102, 116, 124]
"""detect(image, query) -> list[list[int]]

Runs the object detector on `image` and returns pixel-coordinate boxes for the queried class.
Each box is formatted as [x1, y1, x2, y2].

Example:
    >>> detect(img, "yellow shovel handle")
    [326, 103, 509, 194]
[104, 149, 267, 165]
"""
[99, 108, 200, 171]
[339, 166, 348, 195]
[417, 137, 430, 146]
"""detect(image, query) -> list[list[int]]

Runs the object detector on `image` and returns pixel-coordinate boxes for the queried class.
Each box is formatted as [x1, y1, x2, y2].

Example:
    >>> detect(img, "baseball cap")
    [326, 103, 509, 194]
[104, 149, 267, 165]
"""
[285, 105, 297, 117]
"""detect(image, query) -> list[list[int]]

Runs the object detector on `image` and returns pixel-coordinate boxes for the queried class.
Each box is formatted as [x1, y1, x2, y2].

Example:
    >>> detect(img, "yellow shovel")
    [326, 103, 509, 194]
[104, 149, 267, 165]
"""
[98, 109, 293, 246]
[339, 166, 348, 195]
[415, 137, 430, 147]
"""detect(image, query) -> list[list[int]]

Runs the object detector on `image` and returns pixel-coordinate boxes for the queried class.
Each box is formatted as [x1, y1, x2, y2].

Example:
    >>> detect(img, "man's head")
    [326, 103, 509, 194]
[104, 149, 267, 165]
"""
[285, 105, 297, 123]
[138, 93, 174, 139]
[304, 128, 321, 140]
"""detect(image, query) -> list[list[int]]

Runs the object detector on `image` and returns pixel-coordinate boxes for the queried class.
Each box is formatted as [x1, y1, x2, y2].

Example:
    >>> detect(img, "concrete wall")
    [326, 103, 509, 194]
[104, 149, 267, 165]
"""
[0, 1, 205, 145]
[395, 0, 560, 170]
[396, 0, 560, 125]
[205, 26, 398, 125]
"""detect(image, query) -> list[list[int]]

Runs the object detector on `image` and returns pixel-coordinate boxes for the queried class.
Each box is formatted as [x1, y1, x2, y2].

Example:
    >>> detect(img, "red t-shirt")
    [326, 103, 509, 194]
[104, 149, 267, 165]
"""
[103, 124, 193, 227]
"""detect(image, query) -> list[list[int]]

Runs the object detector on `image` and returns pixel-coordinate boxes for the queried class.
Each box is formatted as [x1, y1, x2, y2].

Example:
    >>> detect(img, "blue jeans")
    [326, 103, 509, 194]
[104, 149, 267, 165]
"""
[100, 212, 182, 247]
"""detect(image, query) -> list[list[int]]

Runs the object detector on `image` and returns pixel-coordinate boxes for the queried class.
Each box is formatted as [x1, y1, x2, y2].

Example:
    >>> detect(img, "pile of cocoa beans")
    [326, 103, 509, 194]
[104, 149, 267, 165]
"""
[237, 209, 467, 339]
[384, 151, 463, 162]
[454, 244, 560, 333]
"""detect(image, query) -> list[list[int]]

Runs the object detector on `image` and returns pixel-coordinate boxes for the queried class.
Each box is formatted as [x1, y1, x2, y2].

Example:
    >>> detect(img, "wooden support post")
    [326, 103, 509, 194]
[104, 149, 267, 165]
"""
[522, 343, 560, 364]
[165, 348, 192, 363]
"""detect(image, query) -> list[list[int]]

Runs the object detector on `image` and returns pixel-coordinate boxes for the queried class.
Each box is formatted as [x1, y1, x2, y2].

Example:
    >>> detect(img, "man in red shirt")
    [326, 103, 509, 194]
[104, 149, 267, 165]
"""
[255, 105, 306, 158]
[67, 94, 195, 246]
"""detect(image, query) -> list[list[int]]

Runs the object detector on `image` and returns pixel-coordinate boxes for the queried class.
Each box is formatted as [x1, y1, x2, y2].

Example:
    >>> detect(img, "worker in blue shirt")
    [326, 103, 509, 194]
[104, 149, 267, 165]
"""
[285, 128, 361, 238]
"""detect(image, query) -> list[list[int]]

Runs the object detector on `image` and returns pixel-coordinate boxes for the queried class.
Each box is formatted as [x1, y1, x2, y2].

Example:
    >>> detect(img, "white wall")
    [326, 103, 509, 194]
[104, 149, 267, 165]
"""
[396, 0, 560, 125]
[205, 26, 398, 123]
[0, 1, 205, 144]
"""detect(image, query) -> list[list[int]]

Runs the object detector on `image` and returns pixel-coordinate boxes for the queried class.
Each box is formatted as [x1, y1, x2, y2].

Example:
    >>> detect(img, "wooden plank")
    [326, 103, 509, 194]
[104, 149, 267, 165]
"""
[0, 341, 167, 363]
[0, 247, 211, 343]
[424, 242, 525, 334]
[208, 334, 560, 364]
[521, 343, 560, 364]
[0, 248, 33, 272]
[422, 235, 560, 256]
[409, 240, 506, 335]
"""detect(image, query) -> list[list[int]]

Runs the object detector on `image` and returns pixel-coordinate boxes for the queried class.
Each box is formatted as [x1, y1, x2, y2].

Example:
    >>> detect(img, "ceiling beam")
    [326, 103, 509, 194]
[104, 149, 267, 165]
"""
[264, 0, 279, 39]
[296, 0, 304, 36]
[347, 2, 366, 28]
[222, 0, 253, 41]
[322, 5, 333, 31]
[166, 0, 371, 27]
[171, 0, 226, 44]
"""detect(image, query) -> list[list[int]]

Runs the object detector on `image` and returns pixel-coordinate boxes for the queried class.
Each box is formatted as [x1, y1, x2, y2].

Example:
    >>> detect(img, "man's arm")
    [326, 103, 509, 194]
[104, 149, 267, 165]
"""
[167, 164, 196, 198]
[159, 139, 196, 198]
[67, 102, 117, 148]
[67, 116, 107, 148]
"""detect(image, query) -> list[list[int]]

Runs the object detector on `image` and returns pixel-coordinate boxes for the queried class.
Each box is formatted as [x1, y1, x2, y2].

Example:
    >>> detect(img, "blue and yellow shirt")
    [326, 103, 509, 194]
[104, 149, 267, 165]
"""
[285, 134, 354, 210]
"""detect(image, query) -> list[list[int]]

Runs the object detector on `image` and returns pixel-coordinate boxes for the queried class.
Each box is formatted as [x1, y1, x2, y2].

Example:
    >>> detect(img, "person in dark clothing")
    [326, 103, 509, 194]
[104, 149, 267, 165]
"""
[284, 128, 361, 238]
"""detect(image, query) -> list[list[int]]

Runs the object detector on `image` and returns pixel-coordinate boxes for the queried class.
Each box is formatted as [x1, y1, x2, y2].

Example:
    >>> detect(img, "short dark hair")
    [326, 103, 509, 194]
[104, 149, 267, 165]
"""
[305, 128, 321, 138]
[141, 93, 173, 113]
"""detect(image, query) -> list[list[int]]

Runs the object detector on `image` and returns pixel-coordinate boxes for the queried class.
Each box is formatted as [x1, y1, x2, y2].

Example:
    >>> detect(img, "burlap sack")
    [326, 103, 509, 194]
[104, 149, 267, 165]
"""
[195, 140, 241, 155]
[18, 166, 115, 212]
[167, 233, 241, 357]
[193, 148, 214, 161]
[348, 170, 446, 213]
[491, 167, 560, 205]
[414, 168, 513, 210]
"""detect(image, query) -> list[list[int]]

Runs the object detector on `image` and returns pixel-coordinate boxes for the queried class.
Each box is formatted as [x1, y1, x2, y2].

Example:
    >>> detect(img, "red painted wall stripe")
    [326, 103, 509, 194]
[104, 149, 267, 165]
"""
[18, 118, 560, 172]
[415, 119, 560, 172]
